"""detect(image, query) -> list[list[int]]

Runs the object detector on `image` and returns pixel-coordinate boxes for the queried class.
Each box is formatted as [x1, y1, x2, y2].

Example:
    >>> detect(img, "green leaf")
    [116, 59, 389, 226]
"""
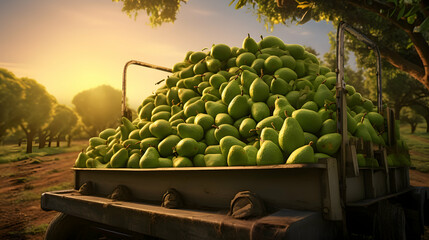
[389, 7, 397, 17]
[295, 0, 310, 4]
[235, 0, 247, 9]
[228, 0, 236, 7]
[297, 3, 312, 9]
[397, 5, 405, 20]
[297, 9, 312, 25]
[414, 17, 429, 33]
[403, 6, 416, 18]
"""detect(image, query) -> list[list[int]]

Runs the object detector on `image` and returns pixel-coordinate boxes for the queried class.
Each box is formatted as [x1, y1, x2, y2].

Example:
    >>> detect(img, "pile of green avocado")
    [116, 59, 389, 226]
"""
[75, 35, 410, 169]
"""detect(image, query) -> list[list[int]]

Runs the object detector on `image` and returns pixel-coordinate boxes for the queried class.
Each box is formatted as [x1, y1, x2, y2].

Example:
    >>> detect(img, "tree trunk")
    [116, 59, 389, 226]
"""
[48, 136, 52, 147]
[39, 131, 47, 149]
[394, 104, 402, 119]
[18, 139, 22, 147]
[57, 134, 61, 147]
[26, 131, 34, 153]
[67, 135, 72, 147]
[411, 123, 417, 134]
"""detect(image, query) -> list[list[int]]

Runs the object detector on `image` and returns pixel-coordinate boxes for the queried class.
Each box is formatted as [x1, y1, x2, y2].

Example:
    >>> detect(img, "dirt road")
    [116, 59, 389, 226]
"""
[0, 152, 78, 240]
[0, 151, 428, 239]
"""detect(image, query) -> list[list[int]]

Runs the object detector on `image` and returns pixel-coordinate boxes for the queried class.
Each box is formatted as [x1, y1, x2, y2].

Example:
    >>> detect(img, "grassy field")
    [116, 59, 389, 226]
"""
[400, 123, 429, 172]
[0, 140, 87, 164]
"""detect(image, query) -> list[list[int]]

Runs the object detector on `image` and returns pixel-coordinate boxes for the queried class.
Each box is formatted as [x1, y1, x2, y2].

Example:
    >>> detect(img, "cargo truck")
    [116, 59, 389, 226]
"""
[41, 22, 429, 239]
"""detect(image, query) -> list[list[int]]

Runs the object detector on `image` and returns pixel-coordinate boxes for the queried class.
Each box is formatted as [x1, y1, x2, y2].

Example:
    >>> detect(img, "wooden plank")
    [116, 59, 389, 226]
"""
[346, 143, 359, 177]
[321, 158, 342, 221]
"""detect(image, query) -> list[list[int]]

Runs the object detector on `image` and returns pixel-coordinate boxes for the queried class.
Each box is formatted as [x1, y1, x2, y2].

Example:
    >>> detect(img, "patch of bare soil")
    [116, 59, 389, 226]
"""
[0, 151, 78, 240]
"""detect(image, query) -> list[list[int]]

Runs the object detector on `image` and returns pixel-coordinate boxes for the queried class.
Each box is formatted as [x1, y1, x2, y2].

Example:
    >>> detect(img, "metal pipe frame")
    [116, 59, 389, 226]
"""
[121, 60, 172, 117]
[336, 21, 384, 237]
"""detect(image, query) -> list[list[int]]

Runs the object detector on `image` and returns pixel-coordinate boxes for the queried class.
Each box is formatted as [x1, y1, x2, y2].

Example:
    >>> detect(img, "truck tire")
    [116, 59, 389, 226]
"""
[375, 200, 406, 240]
[44, 213, 101, 240]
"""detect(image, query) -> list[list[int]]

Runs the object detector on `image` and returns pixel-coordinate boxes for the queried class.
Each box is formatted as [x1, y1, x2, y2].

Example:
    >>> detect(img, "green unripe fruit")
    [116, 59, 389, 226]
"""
[260, 36, 285, 49]
[228, 95, 250, 120]
[264, 56, 283, 74]
[140, 137, 161, 152]
[285, 44, 305, 59]
[242, 34, 259, 53]
[251, 102, 270, 122]
[204, 154, 227, 167]
[189, 51, 207, 64]
[176, 138, 199, 157]
[173, 156, 194, 167]
[279, 117, 305, 156]
[227, 145, 248, 166]
[292, 109, 322, 134]
[215, 113, 234, 126]
[89, 137, 106, 148]
[139, 147, 159, 168]
[157, 157, 172, 167]
[127, 153, 141, 168]
[249, 78, 269, 102]
[177, 123, 204, 141]
[316, 133, 341, 156]
[214, 124, 240, 142]
[205, 145, 221, 154]
[99, 128, 117, 140]
[194, 113, 215, 131]
[211, 44, 231, 61]
[219, 136, 246, 160]
[151, 111, 171, 122]
[209, 74, 227, 89]
[239, 118, 257, 139]
[286, 143, 315, 164]
[149, 119, 172, 139]
[110, 148, 129, 168]
[166, 76, 180, 88]
[75, 152, 89, 168]
[158, 135, 181, 157]
[257, 140, 284, 166]
[192, 154, 206, 167]
[250, 58, 265, 73]
[236, 52, 256, 67]
[280, 55, 296, 70]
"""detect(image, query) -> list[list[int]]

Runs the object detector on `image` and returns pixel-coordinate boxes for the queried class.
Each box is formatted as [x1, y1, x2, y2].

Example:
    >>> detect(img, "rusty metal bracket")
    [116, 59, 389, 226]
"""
[121, 60, 172, 118]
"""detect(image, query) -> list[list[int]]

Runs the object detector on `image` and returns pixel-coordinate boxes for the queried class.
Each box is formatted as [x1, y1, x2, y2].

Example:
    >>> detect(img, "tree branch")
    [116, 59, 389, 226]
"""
[344, 0, 429, 89]
[20, 124, 28, 135]
[378, 46, 425, 81]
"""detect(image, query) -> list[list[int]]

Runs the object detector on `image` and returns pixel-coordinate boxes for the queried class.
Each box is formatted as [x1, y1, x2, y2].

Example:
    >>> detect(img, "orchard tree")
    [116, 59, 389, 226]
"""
[112, 0, 429, 90]
[410, 97, 429, 132]
[47, 104, 78, 147]
[113, 0, 186, 26]
[400, 107, 424, 133]
[72, 85, 122, 137]
[0, 69, 25, 140]
[19, 78, 56, 153]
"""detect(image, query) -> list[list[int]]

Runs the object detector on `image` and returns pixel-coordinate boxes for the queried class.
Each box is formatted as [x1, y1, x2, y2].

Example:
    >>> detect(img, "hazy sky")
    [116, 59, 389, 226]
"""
[0, 0, 335, 108]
